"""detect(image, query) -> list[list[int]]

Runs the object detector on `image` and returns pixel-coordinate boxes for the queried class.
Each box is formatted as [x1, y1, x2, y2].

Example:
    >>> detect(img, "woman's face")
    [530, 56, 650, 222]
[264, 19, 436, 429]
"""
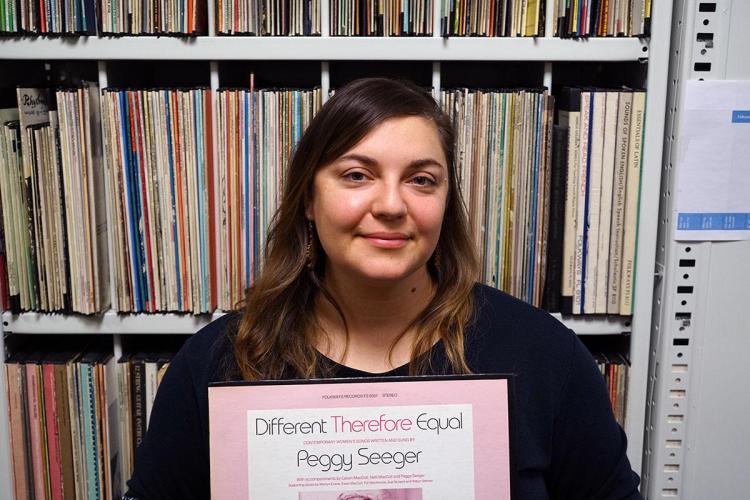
[306, 116, 449, 286]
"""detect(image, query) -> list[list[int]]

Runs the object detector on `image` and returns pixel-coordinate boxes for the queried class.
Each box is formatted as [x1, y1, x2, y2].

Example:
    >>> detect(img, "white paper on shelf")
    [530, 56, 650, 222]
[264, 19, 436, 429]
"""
[674, 80, 750, 241]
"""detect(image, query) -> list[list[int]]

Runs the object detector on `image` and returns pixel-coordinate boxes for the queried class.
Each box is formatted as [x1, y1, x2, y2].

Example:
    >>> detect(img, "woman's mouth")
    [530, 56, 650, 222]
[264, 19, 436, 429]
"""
[361, 232, 410, 249]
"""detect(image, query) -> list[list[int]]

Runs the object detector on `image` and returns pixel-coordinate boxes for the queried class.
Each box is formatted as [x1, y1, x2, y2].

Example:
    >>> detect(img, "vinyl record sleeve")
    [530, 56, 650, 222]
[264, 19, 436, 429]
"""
[209, 374, 515, 500]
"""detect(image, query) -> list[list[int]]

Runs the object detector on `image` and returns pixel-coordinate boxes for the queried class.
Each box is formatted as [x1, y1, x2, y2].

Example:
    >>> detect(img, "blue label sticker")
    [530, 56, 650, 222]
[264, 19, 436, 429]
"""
[732, 110, 750, 123]
[677, 213, 750, 231]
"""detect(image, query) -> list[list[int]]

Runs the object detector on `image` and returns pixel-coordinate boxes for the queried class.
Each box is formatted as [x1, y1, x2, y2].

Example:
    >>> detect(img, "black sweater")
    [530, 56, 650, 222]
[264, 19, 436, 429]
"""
[126, 285, 642, 499]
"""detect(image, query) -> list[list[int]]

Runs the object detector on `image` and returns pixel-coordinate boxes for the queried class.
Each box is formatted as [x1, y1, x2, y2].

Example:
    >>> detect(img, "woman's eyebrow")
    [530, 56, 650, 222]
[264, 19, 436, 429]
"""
[407, 158, 446, 170]
[338, 154, 445, 170]
[337, 153, 378, 166]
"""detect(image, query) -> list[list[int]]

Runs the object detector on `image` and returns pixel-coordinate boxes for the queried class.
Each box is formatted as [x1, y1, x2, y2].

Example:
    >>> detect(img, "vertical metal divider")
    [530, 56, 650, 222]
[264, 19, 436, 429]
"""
[645, 1, 735, 497]
[432, 62, 441, 101]
[432, 0, 442, 103]
[321, 61, 331, 103]
[321, 0, 330, 100]
[643, 0, 691, 494]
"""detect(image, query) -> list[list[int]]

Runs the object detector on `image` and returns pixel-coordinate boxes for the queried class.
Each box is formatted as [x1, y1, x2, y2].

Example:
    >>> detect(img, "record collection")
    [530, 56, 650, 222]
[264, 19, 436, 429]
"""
[0, 0, 208, 34]
[100, 88, 215, 313]
[2, 334, 629, 498]
[594, 352, 629, 426]
[0, 0, 97, 34]
[2, 81, 639, 495]
[0, 84, 647, 315]
[0, 86, 108, 314]
[330, 0, 434, 36]
[56, 87, 110, 314]
[99, 0, 207, 34]
[3, 336, 178, 500]
[217, 0, 320, 34]
[0, 0, 16, 32]
[114, 349, 176, 494]
[216, 86, 322, 309]
[441, 0, 546, 36]
[552, 87, 646, 316]
[0, 0, 653, 36]
[442, 88, 554, 308]
[553, 0, 652, 37]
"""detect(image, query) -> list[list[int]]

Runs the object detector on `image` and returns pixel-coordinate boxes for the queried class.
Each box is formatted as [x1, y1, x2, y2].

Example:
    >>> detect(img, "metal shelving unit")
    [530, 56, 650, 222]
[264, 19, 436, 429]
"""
[0, 0, 675, 497]
[644, 0, 750, 498]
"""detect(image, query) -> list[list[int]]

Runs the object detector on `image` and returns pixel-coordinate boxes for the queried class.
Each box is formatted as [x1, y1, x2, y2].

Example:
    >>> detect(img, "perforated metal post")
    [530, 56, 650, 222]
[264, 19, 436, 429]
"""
[644, 1, 738, 498]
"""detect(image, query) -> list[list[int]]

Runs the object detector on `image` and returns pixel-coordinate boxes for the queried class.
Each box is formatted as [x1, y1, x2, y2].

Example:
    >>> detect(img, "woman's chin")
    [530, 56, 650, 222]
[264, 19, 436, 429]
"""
[347, 265, 430, 287]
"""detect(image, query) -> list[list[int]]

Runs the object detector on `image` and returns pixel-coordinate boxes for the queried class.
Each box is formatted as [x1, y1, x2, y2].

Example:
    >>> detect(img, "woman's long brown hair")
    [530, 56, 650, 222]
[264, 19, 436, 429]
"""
[233, 77, 479, 380]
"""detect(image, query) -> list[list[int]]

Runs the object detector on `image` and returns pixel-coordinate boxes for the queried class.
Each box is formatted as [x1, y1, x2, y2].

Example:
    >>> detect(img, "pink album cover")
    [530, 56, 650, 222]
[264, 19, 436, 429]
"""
[209, 375, 513, 499]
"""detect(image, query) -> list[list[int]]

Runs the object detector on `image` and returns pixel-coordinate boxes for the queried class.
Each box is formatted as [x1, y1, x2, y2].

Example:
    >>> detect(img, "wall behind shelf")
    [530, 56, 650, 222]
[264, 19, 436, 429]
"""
[0, 58, 650, 90]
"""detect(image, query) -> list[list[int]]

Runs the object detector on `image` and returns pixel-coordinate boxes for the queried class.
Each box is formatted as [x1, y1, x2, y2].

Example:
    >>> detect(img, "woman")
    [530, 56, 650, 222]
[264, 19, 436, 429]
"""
[125, 78, 642, 499]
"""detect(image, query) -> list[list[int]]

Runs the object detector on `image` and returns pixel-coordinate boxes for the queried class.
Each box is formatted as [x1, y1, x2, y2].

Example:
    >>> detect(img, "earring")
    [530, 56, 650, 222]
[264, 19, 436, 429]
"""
[305, 220, 315, 270]
[432, 246, 442, 275]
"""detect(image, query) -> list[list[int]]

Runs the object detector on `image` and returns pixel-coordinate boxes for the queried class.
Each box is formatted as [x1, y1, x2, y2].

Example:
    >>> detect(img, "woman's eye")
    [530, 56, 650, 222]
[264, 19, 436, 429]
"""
[410, 175, 436, 187]
[344, 171, 368, 182]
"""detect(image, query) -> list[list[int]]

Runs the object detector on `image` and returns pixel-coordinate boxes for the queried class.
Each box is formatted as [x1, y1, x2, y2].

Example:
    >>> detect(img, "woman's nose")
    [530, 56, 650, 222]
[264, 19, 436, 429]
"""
[371, 181, 408, 220]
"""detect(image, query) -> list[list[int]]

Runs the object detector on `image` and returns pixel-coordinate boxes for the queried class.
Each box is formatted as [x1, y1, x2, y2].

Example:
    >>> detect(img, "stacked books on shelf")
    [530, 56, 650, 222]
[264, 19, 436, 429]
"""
[0, 0, 207, 34]
[0, 86, 108, 314]
[0, 0, 654, 36]
[217, 0, 321, 34]
[100, 88, 214, 314]
[0, 82, 646, 318]
[115, 349, 176, 492]
[551, 87, 646, 316]
[553, 0, 652, 37]
[594, 352, 629, 427]
[331, 0, 433, 35]
[2, 334, 628, 497]
[442, 88, 554, 308]
[216, 86, 322, 309]
[0, 0, 16, 32]
[99, 0, 207, 34]
[0, 0, 97, 34]
[3, 336, 179, 500]
[97, 85, 322, 313]
[56, 87, 110, 313]
[4, 338, 120, 500]
[441, 0, 546, 36]
[439, 85, 646, 316]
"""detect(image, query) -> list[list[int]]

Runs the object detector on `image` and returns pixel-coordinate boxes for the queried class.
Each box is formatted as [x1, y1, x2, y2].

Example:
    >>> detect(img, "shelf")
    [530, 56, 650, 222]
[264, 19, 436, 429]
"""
[2, 310, 630, 335]
[551, 313, 632, 335]
[1, 310, 227, 334]
[0, 36, 649, 61]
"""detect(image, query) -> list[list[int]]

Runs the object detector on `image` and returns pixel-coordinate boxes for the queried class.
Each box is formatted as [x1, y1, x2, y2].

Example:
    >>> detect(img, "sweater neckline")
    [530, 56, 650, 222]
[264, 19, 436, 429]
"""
[316, 339, 447, 378]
